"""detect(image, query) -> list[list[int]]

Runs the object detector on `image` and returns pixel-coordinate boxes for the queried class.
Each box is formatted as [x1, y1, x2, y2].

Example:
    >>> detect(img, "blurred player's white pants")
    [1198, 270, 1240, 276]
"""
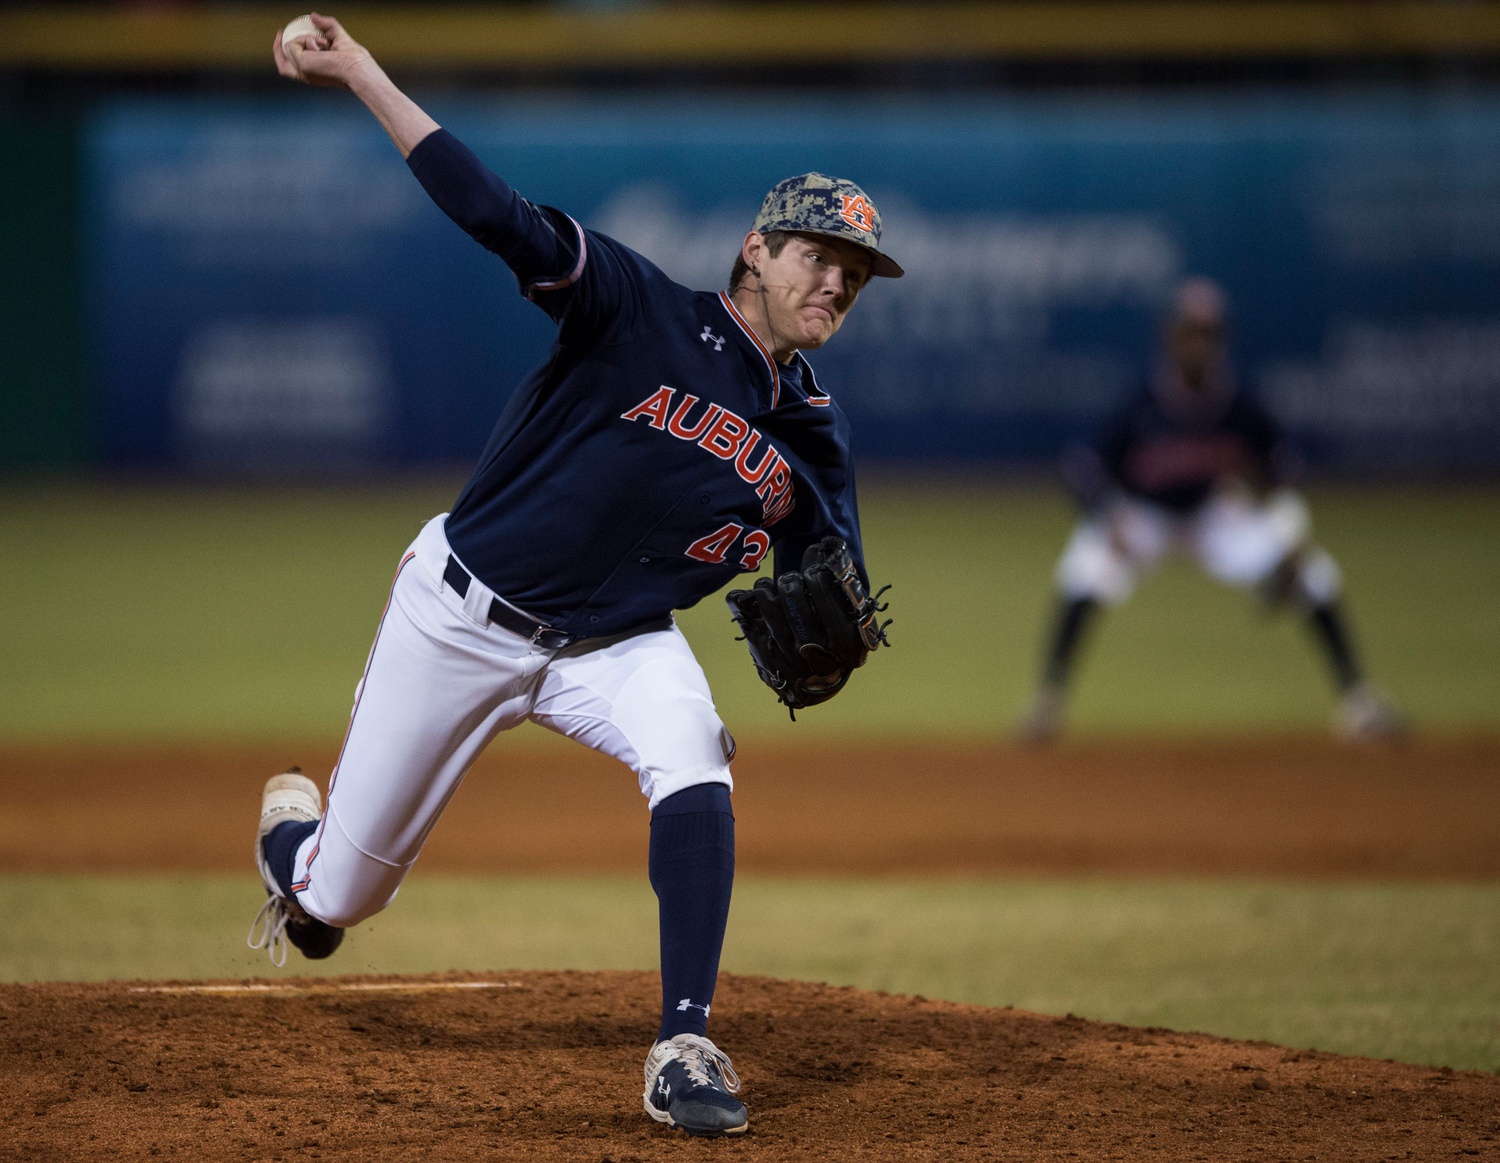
[1056, 489, 1339, 605]
[291, 514, 734, 929]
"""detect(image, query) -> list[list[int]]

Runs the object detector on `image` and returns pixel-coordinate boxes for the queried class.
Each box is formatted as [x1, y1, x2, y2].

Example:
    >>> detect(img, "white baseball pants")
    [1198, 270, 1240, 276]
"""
[290, 515, 735, 929]
[1056, 489, 1341, 605]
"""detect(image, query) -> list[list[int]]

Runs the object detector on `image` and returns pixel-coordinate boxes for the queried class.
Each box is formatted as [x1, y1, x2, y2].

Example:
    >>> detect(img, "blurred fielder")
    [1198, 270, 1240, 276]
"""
[251, 13, 895, 1140]
[1019, 278, 1405, 742]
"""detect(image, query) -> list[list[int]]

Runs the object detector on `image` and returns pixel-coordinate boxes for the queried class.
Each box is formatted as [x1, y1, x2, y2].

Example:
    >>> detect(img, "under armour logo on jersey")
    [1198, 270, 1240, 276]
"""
[676, 998, 711, 1015]
[700, 326, 725, 351]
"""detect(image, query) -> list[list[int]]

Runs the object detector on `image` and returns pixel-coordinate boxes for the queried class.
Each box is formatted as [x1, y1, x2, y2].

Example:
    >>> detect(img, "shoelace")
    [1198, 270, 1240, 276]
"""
[246, 895, 291, 968]
[669, 1035, 743, 1095]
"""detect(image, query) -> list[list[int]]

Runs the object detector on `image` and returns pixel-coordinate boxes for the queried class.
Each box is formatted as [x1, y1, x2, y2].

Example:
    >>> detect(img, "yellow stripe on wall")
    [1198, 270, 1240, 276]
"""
[0, 2, 1494, 70]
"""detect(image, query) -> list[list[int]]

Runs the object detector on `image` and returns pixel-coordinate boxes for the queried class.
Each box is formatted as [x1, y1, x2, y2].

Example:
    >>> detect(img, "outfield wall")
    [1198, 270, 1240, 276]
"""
[0, 112, 88, 469]
[8, 87, 1500, 473]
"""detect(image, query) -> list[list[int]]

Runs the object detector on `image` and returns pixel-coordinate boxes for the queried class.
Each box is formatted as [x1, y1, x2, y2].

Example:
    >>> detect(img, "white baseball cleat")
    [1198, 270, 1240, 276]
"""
[1016, 683, 1066, 744]
[247, 768, 344, 966]
[1333, 683, 1409, 742]
[643, 1034, 748, 1137]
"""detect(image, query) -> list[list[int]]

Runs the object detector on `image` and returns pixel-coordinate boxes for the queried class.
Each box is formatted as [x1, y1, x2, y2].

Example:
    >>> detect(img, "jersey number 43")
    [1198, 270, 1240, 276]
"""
[685, 522, 771, 571]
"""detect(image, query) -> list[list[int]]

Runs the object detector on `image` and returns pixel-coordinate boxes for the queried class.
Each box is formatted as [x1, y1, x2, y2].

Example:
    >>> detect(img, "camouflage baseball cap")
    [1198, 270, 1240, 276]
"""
[753, 172, 904, 279]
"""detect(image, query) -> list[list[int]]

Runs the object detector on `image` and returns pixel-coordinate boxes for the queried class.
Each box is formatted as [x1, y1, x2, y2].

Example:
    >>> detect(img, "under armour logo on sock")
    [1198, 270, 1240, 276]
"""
[676, 998, 711, 1015]
[700, 326, 725, 351]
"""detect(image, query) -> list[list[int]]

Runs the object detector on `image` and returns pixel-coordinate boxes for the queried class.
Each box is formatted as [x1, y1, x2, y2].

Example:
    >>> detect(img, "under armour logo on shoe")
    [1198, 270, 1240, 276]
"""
[676, 998, 711, 1015]
[657, 1076, 671, 1098]
[700, 326, 725, 351]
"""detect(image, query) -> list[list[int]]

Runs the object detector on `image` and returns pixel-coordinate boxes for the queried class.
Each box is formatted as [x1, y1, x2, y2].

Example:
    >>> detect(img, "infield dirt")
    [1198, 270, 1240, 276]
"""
[3, 737, 1497, 878]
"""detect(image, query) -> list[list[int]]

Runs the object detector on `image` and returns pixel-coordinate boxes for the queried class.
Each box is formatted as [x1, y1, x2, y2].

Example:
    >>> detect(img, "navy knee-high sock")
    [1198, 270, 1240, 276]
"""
[1306, 600, 1363, 691]
[1043, 596, 1098, 688]
[263, 819, 318, 898]
[649, 783, 735, 1042]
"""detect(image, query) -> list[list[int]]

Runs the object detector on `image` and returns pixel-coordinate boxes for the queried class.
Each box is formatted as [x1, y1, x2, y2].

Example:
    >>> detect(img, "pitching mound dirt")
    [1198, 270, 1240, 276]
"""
[5, 971, 1496, 1161]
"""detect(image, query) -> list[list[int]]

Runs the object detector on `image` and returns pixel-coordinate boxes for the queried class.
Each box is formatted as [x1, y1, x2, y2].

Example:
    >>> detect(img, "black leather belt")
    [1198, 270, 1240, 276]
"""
[443, 554, 580, 650]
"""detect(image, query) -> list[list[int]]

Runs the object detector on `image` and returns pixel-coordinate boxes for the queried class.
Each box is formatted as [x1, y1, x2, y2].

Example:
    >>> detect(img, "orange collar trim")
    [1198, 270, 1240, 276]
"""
[718, 291, 780, 410]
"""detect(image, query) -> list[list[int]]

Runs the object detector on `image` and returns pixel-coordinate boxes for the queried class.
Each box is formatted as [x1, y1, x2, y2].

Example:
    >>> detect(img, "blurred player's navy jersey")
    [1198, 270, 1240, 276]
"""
[407, 130, 865, 638]
[1075, 365, 1290, 513]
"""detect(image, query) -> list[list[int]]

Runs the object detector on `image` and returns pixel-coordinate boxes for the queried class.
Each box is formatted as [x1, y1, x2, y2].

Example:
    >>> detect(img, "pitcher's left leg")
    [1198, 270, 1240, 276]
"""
[530, 626, 746, 1136]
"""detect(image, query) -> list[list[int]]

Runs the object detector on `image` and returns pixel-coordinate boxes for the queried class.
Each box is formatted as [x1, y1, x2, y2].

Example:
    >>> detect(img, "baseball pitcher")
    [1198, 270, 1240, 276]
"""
[251, 14, 897, 1138]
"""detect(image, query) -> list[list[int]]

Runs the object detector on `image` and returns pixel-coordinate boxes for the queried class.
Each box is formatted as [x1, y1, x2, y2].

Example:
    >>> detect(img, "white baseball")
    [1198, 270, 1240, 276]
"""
[280, 15, 323, 50]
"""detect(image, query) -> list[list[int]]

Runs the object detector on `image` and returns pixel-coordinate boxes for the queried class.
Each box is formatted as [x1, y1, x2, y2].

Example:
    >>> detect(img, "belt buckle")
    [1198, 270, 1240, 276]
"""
[531, 625, 569, 650]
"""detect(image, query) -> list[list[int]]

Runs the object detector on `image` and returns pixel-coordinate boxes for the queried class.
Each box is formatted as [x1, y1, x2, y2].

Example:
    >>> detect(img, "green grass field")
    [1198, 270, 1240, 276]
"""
[2, 874, 1496, 1072]
[1, 478, 1497, 741]
[2, 480, 1496, 1071]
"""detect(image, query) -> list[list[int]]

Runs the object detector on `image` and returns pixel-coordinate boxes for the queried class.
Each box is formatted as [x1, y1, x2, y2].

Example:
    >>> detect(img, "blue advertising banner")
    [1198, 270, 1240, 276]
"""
[89, 90, 1500, 471]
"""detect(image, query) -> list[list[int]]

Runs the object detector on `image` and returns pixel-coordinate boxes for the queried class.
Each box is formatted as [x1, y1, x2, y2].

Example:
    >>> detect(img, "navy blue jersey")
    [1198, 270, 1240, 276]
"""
[406, 130, 866, 639]
[1067, 362, 1291, 514]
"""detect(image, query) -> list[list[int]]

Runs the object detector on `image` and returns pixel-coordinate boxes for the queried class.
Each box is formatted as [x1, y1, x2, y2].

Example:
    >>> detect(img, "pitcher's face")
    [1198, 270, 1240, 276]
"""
[749, 233, 873, 351]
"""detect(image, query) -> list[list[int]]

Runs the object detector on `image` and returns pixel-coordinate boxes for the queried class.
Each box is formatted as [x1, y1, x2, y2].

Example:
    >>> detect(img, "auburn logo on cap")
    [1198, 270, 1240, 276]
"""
[839, 194, 875, 234]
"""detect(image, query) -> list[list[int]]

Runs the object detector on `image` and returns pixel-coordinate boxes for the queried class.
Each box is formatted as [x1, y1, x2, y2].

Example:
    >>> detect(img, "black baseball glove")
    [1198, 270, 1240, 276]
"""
[725, 536, 891, 717]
